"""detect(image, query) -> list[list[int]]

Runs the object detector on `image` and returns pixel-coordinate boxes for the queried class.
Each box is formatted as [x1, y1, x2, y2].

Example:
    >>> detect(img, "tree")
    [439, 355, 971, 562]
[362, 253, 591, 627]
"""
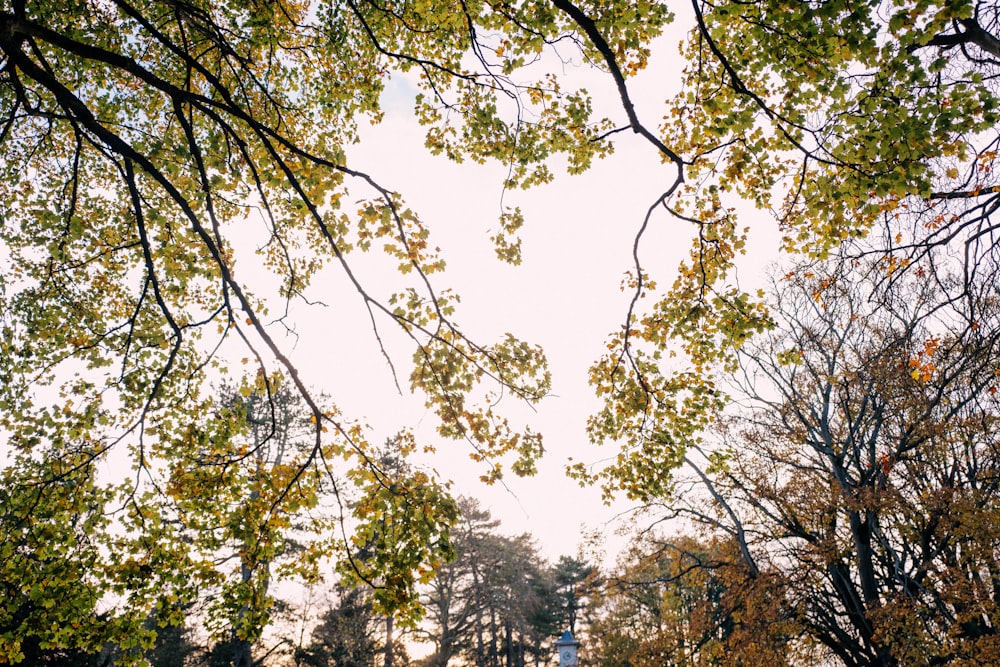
[550, 556, 597, 637]
[589, 531, 806, 667]
[0, 0, 708, 655]
[575, 7, 1000, 658]
[168, 380, 329, 667]
[416, 498, 558, 667]
[656, 256, 1000, 665]
[583, 0, 1000, 509]
[414, 499, 486, 667]
[473, 532, 549, 667]
[12, 0, 1000, 661]
[0, 437, 148, 663]
[0, 0, 676, 657]
[296, 585, 382, 667]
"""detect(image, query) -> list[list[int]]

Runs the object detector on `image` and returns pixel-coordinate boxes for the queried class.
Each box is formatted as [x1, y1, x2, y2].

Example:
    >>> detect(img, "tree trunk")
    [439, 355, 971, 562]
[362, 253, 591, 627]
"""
[384, 615, 394, 667]
[233, 585, 253, 667]
[488, 605, 498, 667]
[504, 622, 512, 667]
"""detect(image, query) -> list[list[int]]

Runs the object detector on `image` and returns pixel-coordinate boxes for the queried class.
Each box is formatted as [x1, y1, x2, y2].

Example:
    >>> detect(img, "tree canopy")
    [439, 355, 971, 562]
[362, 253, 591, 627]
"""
[583, 0, 1000, 507]
[0, 0, 667, 659]
[5, 0, 1000, 664]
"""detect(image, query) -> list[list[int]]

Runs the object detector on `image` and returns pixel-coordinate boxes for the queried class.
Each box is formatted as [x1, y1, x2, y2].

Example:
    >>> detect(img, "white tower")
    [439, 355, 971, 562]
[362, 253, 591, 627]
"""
[555, 630, 579, 667]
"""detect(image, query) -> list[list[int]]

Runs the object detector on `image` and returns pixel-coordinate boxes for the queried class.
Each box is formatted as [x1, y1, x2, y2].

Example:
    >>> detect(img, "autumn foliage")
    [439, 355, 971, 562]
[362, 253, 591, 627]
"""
[4, 0, 1000, 664]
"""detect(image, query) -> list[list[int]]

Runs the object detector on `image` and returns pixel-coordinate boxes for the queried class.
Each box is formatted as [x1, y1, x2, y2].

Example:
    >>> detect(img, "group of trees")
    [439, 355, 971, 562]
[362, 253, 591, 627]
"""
[282, 500, 597, 667]
[583, 0, 1000, 664]
[4, 0, 1000, 665]
[415, 500, 594, 667]
[587, 253, 1000, 666]
[7, 495, 596, 667]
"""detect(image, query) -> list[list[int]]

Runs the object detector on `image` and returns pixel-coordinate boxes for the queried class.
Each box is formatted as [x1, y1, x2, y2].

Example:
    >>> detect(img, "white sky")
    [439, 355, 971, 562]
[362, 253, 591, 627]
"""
[267, 19, 780, 565]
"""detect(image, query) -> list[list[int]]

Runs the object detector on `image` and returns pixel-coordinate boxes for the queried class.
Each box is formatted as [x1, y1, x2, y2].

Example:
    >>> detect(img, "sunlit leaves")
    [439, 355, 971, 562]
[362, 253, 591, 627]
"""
[0, 0, 676, 656]
[410, 331, 550, 483]
[0, 443, 149, 664]
[340, 446, 458, 625]
[672, 0, 1000, 262]
[585, 349, 723, 502]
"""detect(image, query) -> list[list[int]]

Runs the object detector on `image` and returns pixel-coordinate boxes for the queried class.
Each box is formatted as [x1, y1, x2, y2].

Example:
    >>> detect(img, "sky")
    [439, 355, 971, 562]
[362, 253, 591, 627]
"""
[282, 104, 664, 565]
[265, 20, 778, 566]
